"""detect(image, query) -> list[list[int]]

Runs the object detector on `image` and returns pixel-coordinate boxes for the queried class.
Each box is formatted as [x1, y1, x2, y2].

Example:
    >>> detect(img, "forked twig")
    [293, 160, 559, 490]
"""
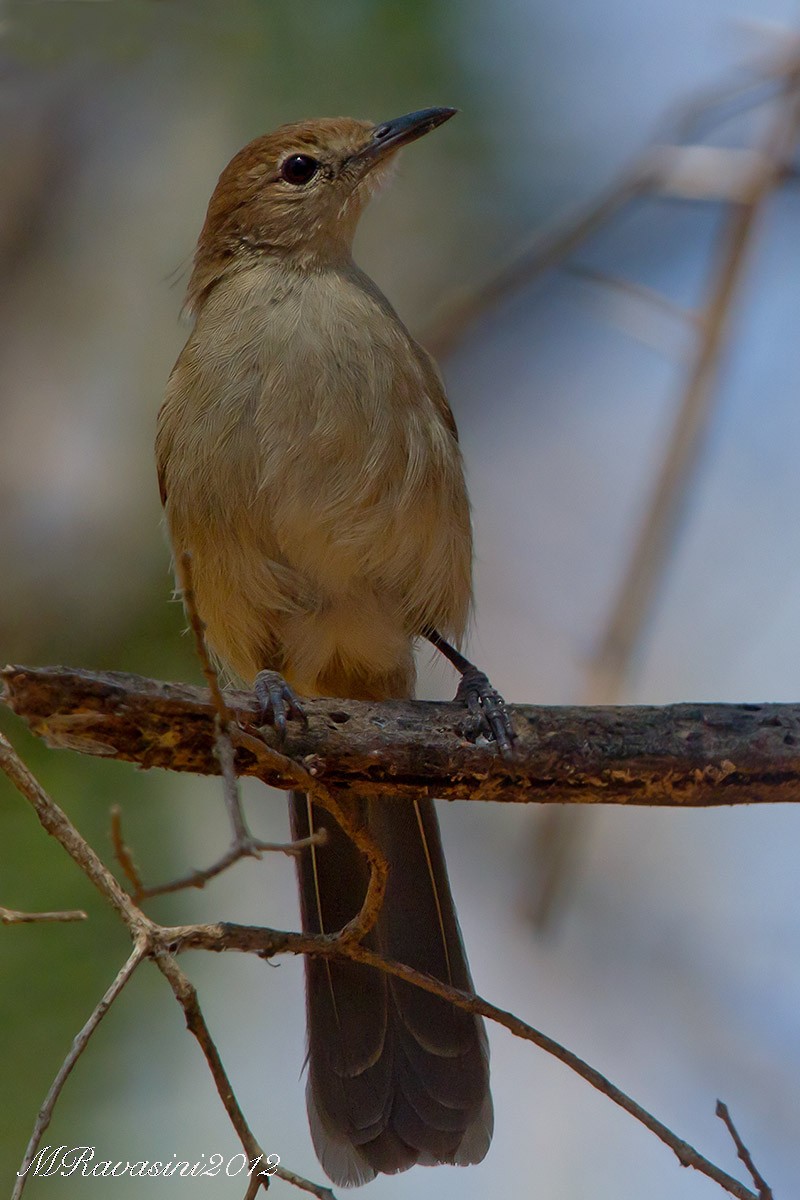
[110, 801, 325, 903]
[518, 53, 800, 929]
[272, 1164, 336, 1200]
[0, 732, 336, 1200]
[716, 1101, 774, 1200]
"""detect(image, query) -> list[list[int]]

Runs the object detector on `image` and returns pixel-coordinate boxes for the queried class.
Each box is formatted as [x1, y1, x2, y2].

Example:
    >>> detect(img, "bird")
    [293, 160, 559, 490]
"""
[156, 107, 513, 1186]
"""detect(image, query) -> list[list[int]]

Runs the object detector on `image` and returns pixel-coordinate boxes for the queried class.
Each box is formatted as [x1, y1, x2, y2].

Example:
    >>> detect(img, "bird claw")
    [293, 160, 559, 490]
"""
[455, 666, 515, 759]
[254, 670, 307, 740]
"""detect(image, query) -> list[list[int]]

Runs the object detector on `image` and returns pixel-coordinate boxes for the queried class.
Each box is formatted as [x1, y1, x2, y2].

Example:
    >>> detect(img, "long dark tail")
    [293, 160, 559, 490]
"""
[290, 791, 493, 1187]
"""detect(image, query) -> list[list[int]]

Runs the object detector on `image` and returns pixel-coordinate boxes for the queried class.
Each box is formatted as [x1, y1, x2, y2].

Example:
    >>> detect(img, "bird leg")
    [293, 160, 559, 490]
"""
[254, 669, 307, 739]
[424, 628, 515, 758]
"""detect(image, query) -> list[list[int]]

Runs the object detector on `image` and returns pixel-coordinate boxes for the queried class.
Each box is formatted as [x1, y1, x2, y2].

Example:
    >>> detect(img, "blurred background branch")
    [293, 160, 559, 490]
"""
[428, 44, 800, 928]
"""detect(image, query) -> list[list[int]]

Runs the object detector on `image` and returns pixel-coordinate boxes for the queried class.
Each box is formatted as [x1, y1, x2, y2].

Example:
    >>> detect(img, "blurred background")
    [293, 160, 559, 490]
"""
[2, 1, 800, 1197]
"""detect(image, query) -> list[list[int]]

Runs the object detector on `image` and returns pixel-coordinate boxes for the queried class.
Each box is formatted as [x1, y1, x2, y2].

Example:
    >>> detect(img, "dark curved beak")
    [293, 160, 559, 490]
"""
[356, 106, 458, 164]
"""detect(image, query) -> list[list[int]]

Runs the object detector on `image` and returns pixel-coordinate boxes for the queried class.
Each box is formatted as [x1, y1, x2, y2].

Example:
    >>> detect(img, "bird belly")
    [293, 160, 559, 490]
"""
[246, 399, 464, 696]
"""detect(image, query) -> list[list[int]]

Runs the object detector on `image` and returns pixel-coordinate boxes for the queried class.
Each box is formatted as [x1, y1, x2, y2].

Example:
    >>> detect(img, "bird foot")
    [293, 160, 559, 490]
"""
[254, 670, 307, 740]
[455, 666, 515, 759]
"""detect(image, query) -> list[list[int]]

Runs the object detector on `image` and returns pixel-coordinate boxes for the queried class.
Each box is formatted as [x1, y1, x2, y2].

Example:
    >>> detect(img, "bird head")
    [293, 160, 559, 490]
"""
[187, 107, 457, 310]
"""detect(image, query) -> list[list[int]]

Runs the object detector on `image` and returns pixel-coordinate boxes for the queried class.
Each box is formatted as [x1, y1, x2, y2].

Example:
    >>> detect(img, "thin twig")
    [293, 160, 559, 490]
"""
[110, 799, 324, 902]
[0, 905, 86, 924]
[12, 942, 147, 1200]
[176, 550, 252, 847]
[214, 724, 251, 845]
[273, 1164, 337, 1200]
[133, 832, 327, 902]
[153, 952, 275, 1198]
[110, 803, 144, 895]
[175, 550, 232, 731]
[342, 948, 760, 1200]
[234, 727, 388, 948]
[564, 262, 699, 327]
[716, 1101, 774, 1200]
[243, 1176, 263, 1200]
[670, 38, 800, 143]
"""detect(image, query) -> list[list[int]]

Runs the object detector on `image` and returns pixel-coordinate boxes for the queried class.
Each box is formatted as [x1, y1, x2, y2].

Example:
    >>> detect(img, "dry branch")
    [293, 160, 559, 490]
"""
[716, 1102, 773, 1200]
[5, 664, 800, 807]
[11, 945, 146, 1200]
[1, 905, 86, 924]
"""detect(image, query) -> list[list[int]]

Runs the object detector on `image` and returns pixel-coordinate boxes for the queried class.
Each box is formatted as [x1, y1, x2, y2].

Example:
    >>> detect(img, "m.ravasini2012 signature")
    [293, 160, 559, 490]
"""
[18, 1146, 280, 1180]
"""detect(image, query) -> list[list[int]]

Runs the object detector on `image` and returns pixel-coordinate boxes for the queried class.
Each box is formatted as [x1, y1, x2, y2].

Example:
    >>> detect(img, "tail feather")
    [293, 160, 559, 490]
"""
[290, 789, 492, 1186]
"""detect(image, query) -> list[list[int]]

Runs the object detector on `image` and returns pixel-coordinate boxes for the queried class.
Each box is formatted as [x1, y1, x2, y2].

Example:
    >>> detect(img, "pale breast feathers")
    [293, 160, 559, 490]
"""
[156, 262, 473, 674]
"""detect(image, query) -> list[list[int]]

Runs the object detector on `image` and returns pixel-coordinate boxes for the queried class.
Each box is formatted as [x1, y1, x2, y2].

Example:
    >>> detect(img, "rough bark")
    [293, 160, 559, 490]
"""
[4, 664, 800, 807]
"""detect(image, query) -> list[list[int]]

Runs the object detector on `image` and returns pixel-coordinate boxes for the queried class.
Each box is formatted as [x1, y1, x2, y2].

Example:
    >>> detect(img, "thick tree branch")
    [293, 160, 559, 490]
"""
[5, 664, 800, 806]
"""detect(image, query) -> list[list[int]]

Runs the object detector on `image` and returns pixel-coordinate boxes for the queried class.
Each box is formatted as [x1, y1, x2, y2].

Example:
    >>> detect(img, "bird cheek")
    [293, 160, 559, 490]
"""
[360, 154, 400, 200]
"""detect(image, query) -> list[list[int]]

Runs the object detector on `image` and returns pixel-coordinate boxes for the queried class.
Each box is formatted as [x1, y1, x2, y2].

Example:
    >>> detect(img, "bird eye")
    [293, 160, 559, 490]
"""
[280, 154, 320, 185]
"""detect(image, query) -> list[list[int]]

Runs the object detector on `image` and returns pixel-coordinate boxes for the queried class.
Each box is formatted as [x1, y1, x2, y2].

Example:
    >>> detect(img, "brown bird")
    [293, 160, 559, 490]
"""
[156, 107, 513, 1186]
